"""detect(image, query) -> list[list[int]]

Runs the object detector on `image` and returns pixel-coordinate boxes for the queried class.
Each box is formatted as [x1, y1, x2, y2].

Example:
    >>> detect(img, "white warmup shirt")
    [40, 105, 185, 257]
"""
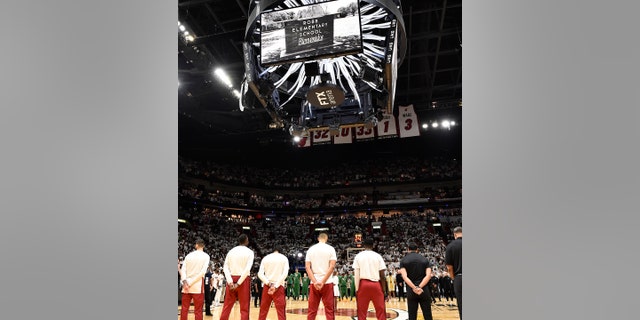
[305, 242, 337, 284]
[223, 245, 254, 285]
[352, 249, 386, 290]
[180, 249, 211, 294]
[257, 252, 289, 288]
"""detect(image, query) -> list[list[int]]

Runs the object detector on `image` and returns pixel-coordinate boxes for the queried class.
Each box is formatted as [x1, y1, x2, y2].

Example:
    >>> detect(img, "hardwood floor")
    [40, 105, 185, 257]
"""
[178, 297, 460, 320]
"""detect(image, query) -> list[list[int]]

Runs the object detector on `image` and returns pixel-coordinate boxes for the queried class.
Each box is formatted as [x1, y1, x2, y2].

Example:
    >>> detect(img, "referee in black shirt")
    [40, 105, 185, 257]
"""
[399, 242, 433, 320]
[445, 227, 462, 319]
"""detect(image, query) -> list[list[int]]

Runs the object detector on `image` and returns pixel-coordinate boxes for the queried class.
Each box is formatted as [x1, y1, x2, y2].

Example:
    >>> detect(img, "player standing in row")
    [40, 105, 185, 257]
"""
[352, 238, 388, 320]
[399, 242, 434, 320]
[305, 233, 337, 320]
[445, 227, 462, 319]
[179, 238, 211, 320]
[257, 245, 289, 320]
[220, 234, 255, 320]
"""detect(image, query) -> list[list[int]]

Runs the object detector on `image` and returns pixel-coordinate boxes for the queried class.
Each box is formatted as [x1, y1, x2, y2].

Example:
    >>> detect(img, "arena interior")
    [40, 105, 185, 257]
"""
[178, 1, 461, 319]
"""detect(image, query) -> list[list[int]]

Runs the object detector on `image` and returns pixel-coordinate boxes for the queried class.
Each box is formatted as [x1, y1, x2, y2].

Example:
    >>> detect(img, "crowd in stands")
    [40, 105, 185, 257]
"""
[179, 183, 461, 210]
[179, 156, 461, 189]
[178, 206, 462, 277]
[178, 152, 462, 302]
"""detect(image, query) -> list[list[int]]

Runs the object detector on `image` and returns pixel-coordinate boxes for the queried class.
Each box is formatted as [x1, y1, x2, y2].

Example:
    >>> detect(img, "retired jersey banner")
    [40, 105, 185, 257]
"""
[333, 127, 353, 144]
[311, 129, 332, 145]
[376, 113, 398, 139]
[398, 104, 420, 138]
[298, 135, 311, 148]
[354, 125, 375, 141]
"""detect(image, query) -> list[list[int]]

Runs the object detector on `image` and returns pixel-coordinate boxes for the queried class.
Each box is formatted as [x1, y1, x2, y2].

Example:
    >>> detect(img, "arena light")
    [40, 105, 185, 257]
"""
[422, 123, 428, 129]
[214, 68, 234, 88]
[442, 120, 451, 128]
[210, 68, 241, 100]
[451, 121, 456, 126]
[432, 122, 439, 128]
[293, 136, 301, 143]
[178, 22, 195, 43]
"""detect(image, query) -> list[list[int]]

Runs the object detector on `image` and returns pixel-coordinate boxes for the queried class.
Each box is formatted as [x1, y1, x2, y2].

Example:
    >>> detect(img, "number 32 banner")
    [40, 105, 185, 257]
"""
[398, 104, 420, 138]
[311, 129, 332, 145]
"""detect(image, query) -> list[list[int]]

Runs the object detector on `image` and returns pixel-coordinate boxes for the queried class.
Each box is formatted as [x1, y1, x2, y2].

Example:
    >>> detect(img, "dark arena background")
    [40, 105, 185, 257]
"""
[178, 0, 461, 319]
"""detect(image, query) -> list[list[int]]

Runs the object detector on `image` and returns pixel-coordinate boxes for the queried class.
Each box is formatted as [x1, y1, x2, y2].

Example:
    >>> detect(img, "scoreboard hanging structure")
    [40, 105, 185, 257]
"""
[240, 0, 407, 139]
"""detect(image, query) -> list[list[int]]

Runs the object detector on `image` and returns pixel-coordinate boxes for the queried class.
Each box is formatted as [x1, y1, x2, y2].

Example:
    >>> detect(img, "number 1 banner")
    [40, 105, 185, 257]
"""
[376, 112, 398, 139]
[398, 104, 420, 138]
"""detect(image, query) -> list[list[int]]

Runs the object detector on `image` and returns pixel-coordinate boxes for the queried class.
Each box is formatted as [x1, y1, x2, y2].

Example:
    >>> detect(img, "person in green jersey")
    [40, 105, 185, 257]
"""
[292, 269, 301, 300]
[301, 272, 310, 301]
[286, 273, 294, 300]
[338, 273, 347, 301]
[347, 273, 356, 301]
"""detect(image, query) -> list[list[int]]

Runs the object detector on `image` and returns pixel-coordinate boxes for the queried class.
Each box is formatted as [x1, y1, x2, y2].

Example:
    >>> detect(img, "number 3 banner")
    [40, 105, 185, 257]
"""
[398, 104, 420, 138]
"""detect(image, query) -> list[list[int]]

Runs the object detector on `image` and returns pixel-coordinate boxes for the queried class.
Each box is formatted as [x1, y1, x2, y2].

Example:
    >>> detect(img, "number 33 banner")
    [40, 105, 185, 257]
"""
[398, 104, 420, 138]
[355, 125, 375, 140]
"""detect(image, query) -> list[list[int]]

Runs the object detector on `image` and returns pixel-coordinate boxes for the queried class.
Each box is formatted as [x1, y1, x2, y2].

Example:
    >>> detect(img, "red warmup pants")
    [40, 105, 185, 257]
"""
[220, 276, 251, 320]
[307, 283, 334, 320]
[356, 280, 386, 320]
[180, 281, 205, 320]
[258, 285, 286, 320]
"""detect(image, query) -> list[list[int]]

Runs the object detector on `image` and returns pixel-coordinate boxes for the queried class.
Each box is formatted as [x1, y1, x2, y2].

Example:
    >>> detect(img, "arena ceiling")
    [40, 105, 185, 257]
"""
[178, 0, 461, 154]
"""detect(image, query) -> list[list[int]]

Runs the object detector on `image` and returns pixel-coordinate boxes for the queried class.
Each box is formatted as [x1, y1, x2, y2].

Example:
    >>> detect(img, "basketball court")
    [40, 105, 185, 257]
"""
[178, 297, 459, 320]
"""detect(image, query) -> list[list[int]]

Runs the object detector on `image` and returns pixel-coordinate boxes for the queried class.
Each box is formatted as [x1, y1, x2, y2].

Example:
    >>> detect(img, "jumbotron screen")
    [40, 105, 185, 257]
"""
[260, 0, 362, 66]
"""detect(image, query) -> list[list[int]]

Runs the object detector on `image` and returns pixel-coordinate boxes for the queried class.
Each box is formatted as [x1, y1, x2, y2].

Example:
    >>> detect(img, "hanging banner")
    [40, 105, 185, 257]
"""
[354, 125, 375, 141]
[298, 135, 311, 148]
[333, 127, 353, 144]
[376, 113, 398, 139]
[311, 129, 332, 145]
[398, 104, 420, 138]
